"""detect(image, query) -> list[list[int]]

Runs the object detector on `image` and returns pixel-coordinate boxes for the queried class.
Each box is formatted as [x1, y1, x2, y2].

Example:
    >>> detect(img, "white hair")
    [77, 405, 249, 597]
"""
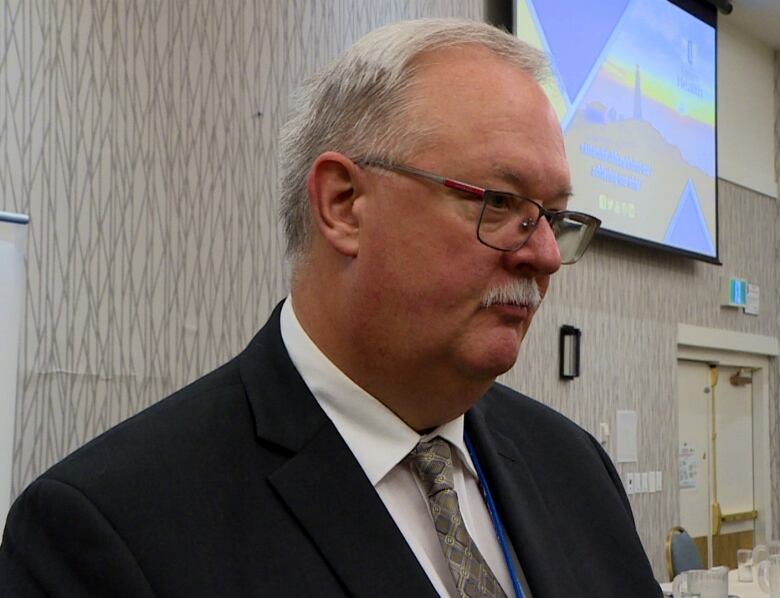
[481, 279, 542, 310]
[279, 18, 549, 262]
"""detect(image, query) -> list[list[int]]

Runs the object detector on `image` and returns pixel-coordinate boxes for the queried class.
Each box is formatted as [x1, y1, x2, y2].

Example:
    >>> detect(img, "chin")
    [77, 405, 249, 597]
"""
[453, 321, 528, 381]
[462, 341, 523, 381]
[487, 352, 521, 377]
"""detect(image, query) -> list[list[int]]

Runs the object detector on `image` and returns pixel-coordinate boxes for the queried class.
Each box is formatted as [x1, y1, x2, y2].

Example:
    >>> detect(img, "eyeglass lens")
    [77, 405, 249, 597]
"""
[478, 192, 597, 264]
[551, 214, 597, 264]
[478, 192, 539, 237]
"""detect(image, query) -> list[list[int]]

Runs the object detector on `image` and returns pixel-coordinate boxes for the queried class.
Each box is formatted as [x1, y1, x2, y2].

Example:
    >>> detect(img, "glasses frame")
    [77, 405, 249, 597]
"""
[354, 159, 601, 264]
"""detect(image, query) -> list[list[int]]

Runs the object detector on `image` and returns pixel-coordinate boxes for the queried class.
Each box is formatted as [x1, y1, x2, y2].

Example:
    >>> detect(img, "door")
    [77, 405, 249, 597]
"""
[677, 361, 756, 569]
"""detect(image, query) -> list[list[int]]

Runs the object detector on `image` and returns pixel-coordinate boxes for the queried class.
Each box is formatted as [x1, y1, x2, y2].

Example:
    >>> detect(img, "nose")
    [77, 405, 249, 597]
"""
[501, 217, 562, 275]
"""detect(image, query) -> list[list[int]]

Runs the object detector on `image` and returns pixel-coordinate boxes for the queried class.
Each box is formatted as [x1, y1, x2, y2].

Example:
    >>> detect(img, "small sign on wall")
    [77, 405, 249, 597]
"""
[679, 445, 698, 489]
[744, 283, 759, 316]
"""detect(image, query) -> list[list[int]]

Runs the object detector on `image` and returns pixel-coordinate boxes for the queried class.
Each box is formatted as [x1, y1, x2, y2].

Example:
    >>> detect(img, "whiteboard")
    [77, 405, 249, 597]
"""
[0, 212, 29, 525]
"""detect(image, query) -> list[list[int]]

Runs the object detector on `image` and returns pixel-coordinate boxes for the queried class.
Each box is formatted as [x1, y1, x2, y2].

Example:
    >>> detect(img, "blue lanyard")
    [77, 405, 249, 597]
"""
[464, 432, 525, 598]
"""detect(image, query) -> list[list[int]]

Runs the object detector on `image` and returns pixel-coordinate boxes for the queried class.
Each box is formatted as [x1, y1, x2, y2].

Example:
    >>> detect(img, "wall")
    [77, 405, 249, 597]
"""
[776, 48, 780, 189]
[1, 0, 778, 583]
[718, 19, 777, 197]
[774, 45, 780, 568]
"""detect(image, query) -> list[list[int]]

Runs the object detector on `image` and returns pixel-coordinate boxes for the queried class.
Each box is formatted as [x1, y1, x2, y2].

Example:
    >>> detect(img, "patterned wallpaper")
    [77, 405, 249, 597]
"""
[776, 50, 780, 184]
[1, 0, 778, 582]
[772, 45, 779, 546]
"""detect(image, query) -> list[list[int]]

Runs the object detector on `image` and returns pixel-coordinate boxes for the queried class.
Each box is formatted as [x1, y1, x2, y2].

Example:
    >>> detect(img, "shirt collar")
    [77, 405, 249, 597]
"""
[279, 297, 477, 485]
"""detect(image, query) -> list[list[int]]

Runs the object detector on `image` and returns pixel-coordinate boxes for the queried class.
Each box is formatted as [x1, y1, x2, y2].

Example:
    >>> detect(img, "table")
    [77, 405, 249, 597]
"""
[659, 568, 767, 598]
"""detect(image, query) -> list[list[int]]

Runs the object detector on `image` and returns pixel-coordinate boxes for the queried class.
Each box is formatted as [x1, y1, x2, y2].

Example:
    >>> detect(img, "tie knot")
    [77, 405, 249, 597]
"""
[407, 437, 455, 497]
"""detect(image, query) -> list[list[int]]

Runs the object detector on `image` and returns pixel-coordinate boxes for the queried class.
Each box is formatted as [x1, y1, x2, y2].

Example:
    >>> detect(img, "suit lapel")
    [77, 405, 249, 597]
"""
[466, 404, 580, 598]
[269, 422, 436, 598]
[239, 303, 437, 598]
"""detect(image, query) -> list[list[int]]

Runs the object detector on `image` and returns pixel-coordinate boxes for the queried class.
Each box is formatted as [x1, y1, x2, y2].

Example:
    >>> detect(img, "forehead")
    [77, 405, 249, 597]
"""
[403, 46, 569, 196]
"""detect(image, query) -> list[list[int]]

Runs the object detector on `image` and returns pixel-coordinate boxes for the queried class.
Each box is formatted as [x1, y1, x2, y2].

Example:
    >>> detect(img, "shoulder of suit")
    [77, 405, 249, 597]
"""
[39, 354, 247, 485]
[476, 382, 595, 445]
[477, 381, 568, 420]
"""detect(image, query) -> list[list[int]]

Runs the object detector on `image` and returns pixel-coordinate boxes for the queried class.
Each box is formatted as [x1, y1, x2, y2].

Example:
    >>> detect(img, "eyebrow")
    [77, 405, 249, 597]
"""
[493, 166, 574, 201]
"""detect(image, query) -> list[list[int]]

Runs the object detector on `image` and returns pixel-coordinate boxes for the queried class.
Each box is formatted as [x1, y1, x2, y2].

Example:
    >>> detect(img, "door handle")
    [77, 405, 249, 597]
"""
[720, 509, 757, 523]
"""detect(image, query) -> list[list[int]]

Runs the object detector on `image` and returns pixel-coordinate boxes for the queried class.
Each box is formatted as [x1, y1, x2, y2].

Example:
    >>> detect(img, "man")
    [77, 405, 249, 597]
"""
[1, 19, 660, 597]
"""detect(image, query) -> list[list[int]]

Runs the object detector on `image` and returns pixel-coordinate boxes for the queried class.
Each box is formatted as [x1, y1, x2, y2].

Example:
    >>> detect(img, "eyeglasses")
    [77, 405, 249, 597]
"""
[354, 159, 601, 265]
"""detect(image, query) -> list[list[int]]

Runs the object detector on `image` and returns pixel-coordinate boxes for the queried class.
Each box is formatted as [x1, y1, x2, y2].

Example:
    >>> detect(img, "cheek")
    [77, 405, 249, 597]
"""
[411, 234, 489, 299]
[360, 193, 492, 305]
[362, 238, 488, 325]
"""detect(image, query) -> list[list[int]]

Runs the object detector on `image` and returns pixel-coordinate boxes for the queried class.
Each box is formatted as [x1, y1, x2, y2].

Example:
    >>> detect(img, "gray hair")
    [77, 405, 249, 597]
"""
[279, 18, 549, 262]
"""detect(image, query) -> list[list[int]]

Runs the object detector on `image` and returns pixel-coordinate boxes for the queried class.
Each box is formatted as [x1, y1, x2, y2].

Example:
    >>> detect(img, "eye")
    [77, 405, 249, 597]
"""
[484, 192, 512, 210]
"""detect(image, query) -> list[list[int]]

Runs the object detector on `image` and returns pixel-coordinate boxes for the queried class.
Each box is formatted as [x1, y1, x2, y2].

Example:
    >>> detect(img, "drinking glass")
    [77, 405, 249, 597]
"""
[755, 545, 771, 570]
[769, 540, 780, 558]
[673, 567, 728, 598]
[757, 554, 780, 598]
[738, 548, 754, 582]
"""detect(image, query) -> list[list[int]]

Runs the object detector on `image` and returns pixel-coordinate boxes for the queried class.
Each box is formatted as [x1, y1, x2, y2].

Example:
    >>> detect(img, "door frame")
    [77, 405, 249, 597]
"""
[677, 323, 778, 546]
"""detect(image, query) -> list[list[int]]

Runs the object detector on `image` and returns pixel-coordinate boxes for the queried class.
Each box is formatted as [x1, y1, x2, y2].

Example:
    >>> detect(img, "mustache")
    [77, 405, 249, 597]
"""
[481, 279, 542, 310]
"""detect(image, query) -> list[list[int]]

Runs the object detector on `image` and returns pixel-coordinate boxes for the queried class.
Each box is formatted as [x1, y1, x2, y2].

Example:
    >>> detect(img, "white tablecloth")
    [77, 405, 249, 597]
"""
[659, 568, 767, 598]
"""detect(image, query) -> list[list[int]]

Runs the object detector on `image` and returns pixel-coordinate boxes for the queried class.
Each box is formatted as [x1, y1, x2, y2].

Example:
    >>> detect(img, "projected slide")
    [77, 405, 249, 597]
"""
[516, 0, 717, 259]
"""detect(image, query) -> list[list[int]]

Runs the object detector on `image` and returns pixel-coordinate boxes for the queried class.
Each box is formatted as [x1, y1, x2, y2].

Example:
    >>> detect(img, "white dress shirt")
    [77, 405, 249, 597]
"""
[280, 298, 531, 597]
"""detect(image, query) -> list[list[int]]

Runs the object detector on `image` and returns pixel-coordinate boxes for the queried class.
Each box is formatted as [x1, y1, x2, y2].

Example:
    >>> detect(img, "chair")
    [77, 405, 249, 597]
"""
[666, 526, 704, 579]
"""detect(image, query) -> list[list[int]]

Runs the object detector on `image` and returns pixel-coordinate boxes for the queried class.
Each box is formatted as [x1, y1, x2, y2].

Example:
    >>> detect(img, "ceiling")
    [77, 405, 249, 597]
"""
[726, 0, 780, 50]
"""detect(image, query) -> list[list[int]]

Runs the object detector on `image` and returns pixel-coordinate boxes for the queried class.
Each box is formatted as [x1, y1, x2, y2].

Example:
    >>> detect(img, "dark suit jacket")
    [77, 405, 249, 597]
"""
[1, 303, 661, 597]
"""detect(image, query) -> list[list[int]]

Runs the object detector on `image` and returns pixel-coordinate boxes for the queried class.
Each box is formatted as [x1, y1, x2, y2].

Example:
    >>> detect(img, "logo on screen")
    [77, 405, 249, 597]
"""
[682, 38, 697, 66]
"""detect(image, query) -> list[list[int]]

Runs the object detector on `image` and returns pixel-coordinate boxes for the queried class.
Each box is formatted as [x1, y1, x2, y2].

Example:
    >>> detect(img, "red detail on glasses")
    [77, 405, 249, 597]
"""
[443, 178, 484, 197]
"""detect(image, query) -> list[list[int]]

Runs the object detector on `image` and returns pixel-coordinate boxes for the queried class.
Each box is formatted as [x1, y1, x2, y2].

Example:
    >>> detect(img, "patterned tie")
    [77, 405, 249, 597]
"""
[408, 438, 508, 598]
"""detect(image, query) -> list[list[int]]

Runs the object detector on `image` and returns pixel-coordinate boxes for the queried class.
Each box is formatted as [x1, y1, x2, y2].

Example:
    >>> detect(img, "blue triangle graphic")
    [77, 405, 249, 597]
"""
[532, 0, 631, 103]
[663, 179, 715, 256]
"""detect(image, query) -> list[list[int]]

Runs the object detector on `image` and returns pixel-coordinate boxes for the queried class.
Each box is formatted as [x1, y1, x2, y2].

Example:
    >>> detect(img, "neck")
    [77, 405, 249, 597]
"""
[291, 267, 492, 432]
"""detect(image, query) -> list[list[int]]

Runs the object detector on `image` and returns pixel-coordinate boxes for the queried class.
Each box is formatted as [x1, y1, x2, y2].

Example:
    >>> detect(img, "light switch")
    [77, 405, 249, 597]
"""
[640, 472, 649, 493]
[655, 471, 662, 491]
[648, 471, 657, 492]
[625, 473, 636, 495]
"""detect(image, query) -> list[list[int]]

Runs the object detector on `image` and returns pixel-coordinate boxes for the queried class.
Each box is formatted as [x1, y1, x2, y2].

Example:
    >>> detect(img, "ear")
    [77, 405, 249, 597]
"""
[306, 152, 365, 257]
